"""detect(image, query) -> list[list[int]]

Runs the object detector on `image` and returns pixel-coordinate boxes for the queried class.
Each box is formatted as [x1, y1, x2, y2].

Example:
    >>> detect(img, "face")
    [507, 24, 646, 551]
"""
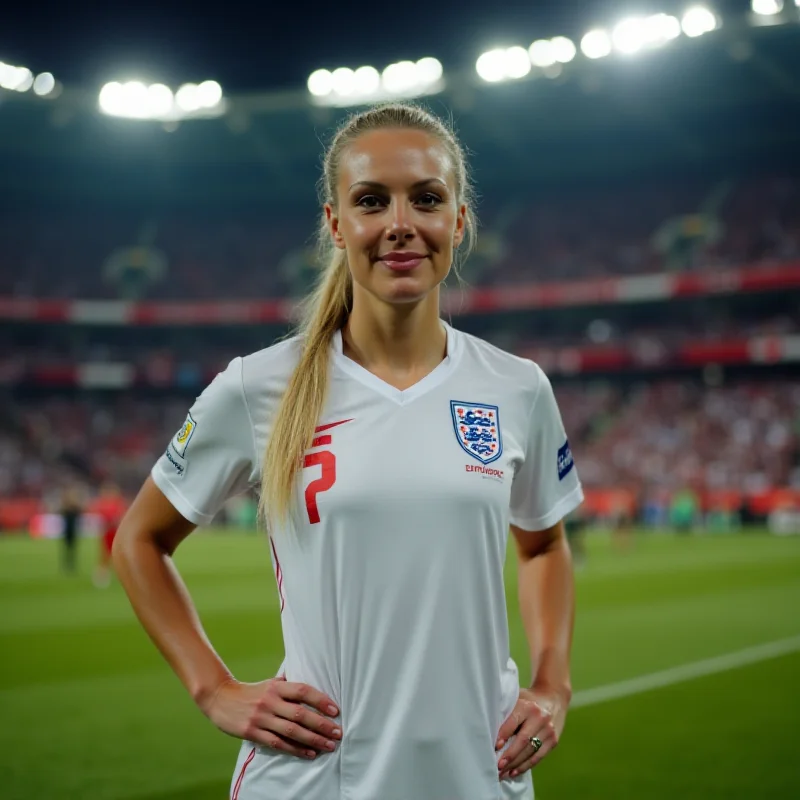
[325, 128, 466, 306]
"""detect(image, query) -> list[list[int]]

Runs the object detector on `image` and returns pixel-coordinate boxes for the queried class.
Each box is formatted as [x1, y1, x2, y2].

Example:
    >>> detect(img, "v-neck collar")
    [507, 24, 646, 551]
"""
[333, 321, 462, 405]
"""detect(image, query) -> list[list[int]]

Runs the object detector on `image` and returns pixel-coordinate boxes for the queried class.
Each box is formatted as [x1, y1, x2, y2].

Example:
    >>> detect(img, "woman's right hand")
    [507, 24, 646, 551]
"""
[203, 675, 343, 759]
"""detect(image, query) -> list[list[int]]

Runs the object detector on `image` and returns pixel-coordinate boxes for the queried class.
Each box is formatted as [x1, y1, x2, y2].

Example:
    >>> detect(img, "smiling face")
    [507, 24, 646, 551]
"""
[325, 127, 466, 307]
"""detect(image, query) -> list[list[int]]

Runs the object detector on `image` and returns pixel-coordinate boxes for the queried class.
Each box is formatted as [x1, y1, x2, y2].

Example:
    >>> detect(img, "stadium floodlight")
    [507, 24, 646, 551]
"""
[332, 67, 356, 96]
[612, 17, 649, 53]
[751, 0, 783, 13]
[681, 6, 718, 37]
[33, 72, 56, 96]
[580, 29, 612, 59]
[307, 68, 333, 97]
[196, 80, 222, 108]
[551, 37, 577, 63]
[476, 50, 507, 82]
[529, 40, 556, 67]
[643, 13, 682, 44]
[147, 83, 174, 117]
[353, 65, 380, 94]
[0, 63, 34, 92]
[175, 83, 200, 112]
[416, 57, 443, 85]
[382, 61, 418, 93]
[475, 47, 530, 82]
[505, 46, 532, 78]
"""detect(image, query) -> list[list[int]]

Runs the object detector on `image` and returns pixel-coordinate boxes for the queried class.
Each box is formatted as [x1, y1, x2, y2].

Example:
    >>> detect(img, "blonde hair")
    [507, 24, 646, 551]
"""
[259, 102, 478, 527]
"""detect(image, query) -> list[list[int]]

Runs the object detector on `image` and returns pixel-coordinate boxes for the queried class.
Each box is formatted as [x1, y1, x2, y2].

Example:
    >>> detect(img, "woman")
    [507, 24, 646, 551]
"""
[113, 102, 583, 800]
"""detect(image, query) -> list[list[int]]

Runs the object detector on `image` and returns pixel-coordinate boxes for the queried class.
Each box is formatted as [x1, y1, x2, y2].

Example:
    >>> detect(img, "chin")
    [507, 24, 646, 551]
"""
[380, 280, 437, 305]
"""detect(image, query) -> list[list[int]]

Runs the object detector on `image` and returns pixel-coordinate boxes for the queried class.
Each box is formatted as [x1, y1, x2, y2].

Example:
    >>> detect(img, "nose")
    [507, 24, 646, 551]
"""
[385, 199, 415, 242]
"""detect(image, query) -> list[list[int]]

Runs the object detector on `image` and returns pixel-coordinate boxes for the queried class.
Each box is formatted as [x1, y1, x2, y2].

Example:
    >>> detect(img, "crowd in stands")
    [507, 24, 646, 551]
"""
[1, 380, 797, 511]
[0, 175, 798, 301]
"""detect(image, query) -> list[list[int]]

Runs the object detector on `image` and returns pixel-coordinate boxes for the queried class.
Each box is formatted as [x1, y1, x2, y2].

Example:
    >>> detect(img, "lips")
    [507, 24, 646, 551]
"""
[378, 252, 428, 271]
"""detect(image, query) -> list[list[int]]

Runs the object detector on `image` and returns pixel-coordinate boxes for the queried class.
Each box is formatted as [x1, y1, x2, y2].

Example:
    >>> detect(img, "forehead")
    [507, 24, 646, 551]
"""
[339, 128, 454, 188]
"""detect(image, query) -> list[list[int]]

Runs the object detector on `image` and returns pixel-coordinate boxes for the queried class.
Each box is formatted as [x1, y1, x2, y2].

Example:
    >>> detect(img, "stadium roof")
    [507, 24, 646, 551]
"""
[1, 1, 799, 205]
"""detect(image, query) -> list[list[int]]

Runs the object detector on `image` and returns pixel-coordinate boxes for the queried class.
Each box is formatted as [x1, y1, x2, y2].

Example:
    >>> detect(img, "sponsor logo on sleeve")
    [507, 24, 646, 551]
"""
[170, 413, 197, 459]
[165, 447, 185, 476]
[557, 439, 574, 481]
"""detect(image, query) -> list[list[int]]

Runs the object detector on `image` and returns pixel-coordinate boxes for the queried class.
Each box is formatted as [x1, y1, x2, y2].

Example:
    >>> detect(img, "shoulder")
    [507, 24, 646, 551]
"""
[454, 328, 547, 402]
[239, 334, 303, 396]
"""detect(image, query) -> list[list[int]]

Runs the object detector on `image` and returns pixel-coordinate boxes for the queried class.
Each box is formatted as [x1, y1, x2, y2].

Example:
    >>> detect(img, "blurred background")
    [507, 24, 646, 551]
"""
[0, 1, 799, 798]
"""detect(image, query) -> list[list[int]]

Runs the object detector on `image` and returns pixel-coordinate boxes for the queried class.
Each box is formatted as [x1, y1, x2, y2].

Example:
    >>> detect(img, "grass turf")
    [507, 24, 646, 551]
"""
[0, 529, 798, 799]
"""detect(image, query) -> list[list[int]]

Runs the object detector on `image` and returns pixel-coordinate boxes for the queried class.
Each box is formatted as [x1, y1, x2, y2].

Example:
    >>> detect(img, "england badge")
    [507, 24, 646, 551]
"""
[451, 401, 503, 464]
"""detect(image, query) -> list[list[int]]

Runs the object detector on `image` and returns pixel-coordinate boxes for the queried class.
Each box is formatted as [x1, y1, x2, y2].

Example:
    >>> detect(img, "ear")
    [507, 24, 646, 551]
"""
[325, 204, 347, 250]
[453, 203, 467, 248]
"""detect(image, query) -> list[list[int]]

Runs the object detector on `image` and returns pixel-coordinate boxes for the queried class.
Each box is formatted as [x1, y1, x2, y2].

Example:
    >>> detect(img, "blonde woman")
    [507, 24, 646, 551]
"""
[114, 103, 583, 800]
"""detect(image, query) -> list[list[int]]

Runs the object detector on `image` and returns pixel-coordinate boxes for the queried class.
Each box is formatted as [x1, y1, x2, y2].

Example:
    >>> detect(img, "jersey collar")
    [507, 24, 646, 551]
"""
[332, 321, 462, 405]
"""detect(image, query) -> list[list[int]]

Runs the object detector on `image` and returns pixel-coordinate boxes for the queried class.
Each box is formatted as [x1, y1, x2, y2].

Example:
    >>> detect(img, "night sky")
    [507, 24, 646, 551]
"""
[2, 0, 747, 93]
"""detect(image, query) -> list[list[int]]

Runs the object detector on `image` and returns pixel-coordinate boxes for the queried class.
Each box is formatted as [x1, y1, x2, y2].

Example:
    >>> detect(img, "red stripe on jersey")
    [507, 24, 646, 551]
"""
[314, 418, 353, 433]
[310, 434, 332, 448]
[232, 746, 256, 800]
[270, 536, 285, 613]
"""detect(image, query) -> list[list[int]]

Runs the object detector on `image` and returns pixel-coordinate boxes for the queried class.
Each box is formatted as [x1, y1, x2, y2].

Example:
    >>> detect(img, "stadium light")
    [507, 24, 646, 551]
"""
[416, 57, 443, 84]
[196, 80, 222, 107]
[0, 62, 34, 92]
[175, 83, 200, 112]
[613, 14, 681, 53]
[353, 66, 380, 94]
[382, 61, 417, 93]
[529, 40, 556, 67]
[751, 0, 783, 13]
[33, 72, 56, 97]
[308, 69, 333, 97]
[476, 47, 530, 82]
[681, 6, 718, 37]
[99, 79, 222, 120]
[580, 30, 612, 59]
[332, 67, 356, 96]
[308, 57, 443, 106]
[551, 37, 577, 63]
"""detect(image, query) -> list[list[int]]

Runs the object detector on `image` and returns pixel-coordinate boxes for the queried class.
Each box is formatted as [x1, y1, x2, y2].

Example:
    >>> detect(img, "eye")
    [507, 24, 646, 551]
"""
[416, 192, 443, 207]
[355, 195, 385, 209]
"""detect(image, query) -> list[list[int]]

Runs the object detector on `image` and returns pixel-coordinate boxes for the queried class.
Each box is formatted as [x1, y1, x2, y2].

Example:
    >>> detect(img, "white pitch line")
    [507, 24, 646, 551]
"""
[571, 635, 800, 709]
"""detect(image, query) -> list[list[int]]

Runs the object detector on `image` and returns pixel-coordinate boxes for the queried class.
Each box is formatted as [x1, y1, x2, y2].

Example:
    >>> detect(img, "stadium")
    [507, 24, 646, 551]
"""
[1, 1, 799, 798]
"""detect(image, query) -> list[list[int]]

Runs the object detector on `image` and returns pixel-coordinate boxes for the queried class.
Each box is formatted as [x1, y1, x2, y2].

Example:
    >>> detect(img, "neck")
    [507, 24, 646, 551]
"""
[343, 287, 446, 374]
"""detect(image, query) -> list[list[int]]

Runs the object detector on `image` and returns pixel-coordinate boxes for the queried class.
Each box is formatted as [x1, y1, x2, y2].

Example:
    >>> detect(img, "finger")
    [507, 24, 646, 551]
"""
[500, 729, 556, 780]
[495, 707, 524, 750]
[259, 712, 339, 753]
[278, 681, 340, 718]
[497, 717, 553, 773]
[272, 698, 343, 742]
[251, 730, 318, 760]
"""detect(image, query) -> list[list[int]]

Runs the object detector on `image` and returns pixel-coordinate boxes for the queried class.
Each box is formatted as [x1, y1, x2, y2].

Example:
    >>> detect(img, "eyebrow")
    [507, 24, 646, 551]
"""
[348, 178, 448, 191]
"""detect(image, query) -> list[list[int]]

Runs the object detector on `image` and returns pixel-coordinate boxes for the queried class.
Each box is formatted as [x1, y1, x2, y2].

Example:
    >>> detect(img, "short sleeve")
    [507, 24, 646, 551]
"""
[509, 365, 584, 531]
[151, 357, 258, 526]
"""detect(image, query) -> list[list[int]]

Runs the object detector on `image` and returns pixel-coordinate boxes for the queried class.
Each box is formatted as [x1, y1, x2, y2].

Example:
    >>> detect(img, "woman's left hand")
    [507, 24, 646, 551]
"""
[495, 686, 569, 782]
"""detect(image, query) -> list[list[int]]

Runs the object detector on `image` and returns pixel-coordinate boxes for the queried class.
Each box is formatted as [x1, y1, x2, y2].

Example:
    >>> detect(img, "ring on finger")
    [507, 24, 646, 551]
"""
[529, 736, 543, 754]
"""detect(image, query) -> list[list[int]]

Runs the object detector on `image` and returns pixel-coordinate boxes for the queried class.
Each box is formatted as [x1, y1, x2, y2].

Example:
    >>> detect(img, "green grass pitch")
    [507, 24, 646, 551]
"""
[0, 529, 798, 799]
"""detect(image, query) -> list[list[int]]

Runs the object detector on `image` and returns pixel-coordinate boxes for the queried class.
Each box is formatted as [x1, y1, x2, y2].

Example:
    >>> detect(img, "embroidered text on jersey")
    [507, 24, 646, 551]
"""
[450, 401, 503, 465]
[171, 413, 197, 459]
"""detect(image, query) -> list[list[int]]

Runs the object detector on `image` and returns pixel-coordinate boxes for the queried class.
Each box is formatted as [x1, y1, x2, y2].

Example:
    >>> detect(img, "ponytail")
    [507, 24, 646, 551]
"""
[259, 250, 351, 527]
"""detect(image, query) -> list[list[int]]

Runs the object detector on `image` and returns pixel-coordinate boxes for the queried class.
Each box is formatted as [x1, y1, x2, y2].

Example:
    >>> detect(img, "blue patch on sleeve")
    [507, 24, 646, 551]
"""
[557, 440, 574, 481]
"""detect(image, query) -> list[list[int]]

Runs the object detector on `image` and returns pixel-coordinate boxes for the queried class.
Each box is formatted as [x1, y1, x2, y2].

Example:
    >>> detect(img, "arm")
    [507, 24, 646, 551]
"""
[511, 519, 574, 704]
[112, 476, 231, 709]
[496, 519, 575, 780]
[113, 476, 342, 757]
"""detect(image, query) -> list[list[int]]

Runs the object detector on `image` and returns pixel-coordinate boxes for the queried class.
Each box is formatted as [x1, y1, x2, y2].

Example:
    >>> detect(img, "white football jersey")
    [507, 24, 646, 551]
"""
[152, 323, 583, 800]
